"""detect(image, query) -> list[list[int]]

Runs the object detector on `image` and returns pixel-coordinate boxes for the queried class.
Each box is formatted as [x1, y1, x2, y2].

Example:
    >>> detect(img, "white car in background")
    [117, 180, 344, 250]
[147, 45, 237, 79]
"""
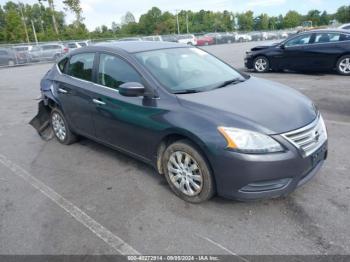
[176, 34, 197, 45]
[141, 35, 164, 41]
[65, 42, 84, 50]
[233, 32, 252, 42]
[338, 23, 350, 31]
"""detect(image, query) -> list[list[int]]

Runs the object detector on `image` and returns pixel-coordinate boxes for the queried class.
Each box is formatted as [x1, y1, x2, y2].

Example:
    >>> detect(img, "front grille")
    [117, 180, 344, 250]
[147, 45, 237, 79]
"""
[281, 115, 327, 157]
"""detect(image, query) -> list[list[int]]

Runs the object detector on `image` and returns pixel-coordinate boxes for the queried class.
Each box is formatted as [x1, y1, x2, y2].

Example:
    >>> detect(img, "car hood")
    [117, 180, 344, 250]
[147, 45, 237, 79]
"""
[251, 43, 279, 51]
[177, 77, 317, 134]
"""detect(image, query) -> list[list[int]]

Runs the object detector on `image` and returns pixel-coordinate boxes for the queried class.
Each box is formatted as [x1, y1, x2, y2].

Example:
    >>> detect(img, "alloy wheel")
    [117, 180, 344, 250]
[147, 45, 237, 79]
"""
[167, 151, 203, 196]
[255, 58, 268, 72]
[52, 112, 66, 141]
[339, 58, 350, 74]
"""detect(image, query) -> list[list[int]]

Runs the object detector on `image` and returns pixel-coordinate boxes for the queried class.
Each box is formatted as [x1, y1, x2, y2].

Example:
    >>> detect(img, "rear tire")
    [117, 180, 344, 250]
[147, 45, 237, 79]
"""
[253, 56, 270, 73]
[336, 55, 350, 75]
[162, 140, 215, 203]
[51, 108, 77, 145]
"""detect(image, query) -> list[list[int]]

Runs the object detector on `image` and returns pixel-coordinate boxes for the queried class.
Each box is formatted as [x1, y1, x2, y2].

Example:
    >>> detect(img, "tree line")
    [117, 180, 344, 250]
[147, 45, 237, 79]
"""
[0, 1, 349, 44]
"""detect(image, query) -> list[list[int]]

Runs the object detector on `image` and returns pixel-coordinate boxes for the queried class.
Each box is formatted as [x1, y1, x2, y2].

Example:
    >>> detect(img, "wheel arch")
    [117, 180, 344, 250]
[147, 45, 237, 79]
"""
[155, 131, 215, 182]
[335, 53, 350, 68]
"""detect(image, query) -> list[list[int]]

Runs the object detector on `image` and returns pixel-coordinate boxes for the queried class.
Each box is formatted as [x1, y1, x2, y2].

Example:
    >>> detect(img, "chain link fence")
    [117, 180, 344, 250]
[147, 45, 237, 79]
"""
[0, 29, 297, 68]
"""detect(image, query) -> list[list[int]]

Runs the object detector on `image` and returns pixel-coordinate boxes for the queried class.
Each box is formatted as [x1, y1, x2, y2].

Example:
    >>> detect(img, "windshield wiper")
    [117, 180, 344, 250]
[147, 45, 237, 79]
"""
[173, 89, 200, 94]
[214, 78, 246, 89]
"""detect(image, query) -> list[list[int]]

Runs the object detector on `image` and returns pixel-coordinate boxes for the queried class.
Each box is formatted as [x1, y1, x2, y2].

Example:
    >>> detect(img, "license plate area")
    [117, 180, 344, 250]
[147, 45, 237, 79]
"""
[311, 145, 327, 168]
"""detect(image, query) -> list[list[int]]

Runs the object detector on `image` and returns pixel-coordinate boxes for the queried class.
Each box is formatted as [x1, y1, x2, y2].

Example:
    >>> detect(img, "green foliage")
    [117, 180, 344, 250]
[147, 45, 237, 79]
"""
[255, 13, 269, 30]
[335, 5, 350, 23]
[283, 10, 301, 28]
[0, 1, 349, 44]
[237, 11, 254, 31]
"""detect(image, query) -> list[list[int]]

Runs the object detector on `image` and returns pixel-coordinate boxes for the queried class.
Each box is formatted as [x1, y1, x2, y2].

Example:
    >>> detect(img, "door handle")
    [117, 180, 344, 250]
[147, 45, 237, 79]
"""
[92, 99, 106, 105]
[58, 88, 68, 94]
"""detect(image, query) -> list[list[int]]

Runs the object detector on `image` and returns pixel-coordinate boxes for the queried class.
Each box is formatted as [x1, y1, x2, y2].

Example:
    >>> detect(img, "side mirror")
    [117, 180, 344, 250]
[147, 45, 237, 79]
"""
[280, 44, 285, 49]
[119, 82, 145, 97]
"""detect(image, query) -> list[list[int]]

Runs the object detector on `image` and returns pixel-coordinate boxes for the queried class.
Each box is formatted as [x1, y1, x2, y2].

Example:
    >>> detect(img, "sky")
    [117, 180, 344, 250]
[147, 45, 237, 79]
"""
[0, 0, 348, 30]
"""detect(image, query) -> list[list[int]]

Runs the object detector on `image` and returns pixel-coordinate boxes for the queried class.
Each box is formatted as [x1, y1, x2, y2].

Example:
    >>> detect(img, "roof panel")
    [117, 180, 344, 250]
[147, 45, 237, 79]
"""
[94, 41, 189, 53]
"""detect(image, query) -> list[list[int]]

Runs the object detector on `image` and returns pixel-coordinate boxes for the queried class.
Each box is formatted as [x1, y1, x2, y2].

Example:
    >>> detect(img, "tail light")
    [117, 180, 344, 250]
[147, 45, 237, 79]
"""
[63, 47, 69, 53]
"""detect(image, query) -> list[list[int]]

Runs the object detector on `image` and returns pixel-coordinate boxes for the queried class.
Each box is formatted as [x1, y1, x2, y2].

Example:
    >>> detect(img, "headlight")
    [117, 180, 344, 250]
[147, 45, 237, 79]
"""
[218, 127, 283, 153]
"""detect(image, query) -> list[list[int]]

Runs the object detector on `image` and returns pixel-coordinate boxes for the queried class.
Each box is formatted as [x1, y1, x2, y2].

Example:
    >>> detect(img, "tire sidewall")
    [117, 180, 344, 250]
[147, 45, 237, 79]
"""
[253, 56, 269, 73]
[51, 108, 71, 144]
[336, 55, 350, 76]
[162, 140, 215, 203]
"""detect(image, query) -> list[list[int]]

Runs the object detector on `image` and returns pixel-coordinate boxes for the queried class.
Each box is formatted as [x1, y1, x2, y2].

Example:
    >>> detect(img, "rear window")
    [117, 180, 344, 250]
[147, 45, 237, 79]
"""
[67, 53, 95, 81]
[0, 50, 8, 55]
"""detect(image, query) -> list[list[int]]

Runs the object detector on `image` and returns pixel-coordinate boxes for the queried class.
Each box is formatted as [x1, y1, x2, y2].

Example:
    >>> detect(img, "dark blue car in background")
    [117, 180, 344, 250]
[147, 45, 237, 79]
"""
[245, 29, 350, 75]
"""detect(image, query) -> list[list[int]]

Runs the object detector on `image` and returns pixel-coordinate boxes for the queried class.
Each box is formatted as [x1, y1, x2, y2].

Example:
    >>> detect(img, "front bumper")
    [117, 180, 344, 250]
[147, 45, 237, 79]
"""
[210, 141, 328, 201]
[244, 55, 254, 69]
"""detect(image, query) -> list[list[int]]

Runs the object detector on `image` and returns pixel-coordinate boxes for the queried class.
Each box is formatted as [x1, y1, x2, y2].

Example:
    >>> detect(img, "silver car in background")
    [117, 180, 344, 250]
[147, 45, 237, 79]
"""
[29, 44, 68, 62]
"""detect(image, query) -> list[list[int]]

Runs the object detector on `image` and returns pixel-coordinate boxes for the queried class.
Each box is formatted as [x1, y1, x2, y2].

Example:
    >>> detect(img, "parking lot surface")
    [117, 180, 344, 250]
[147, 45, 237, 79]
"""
[0, 41, 349, 256]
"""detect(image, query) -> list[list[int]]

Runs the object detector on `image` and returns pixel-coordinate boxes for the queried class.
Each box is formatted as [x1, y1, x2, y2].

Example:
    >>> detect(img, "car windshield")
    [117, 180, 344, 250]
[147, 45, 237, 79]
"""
[135, 47, 245, 93]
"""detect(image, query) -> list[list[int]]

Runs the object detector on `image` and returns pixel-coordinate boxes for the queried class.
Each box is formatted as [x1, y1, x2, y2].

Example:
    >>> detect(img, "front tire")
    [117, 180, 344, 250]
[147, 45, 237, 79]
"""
[162, 140, 215, 203]
[51, 108, 77, 145]
[336, 55, 350, 75]
[253, 56, 270, 73]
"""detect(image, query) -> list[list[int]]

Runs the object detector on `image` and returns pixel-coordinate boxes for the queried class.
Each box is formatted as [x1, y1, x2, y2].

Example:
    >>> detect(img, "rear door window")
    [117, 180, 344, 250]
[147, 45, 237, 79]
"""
[67, 53, 95, 81]
[314, 33, 341, 43]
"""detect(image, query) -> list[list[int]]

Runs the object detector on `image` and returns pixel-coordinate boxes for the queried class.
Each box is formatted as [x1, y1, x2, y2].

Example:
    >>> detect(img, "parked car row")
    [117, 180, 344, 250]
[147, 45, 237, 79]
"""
[116, 31, 293, 47]
[0, 41, 93, 66]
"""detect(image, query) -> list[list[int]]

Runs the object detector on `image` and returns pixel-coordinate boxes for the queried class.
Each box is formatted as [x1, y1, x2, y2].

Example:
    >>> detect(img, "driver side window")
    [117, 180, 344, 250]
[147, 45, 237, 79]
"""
[285, 34, 312, 47]
[98, 54, 141, 90]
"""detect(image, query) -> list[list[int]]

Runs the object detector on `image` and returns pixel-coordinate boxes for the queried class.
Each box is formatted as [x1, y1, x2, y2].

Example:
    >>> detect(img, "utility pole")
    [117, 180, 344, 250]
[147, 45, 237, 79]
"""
[38, 0, 45, 33]
[48, 0, 59, 34]
[31, 20, 38, 44]
[18, 2, 30, 43]
[186, 12, 189, 33]
[175, 10, 180, 34]
[39, 0, 59, 35]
